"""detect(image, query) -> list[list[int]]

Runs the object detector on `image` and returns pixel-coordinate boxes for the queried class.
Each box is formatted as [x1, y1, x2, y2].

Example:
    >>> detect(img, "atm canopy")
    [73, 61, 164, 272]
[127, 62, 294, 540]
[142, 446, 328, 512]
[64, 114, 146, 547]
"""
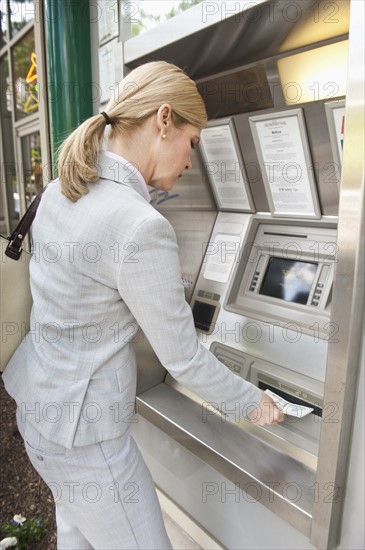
[123, 0, 350, 80]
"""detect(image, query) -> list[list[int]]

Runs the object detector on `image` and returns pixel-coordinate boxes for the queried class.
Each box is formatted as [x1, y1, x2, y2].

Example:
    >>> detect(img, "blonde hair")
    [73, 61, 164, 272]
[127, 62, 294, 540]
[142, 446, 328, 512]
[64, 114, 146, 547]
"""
[58, 61, 207, 201]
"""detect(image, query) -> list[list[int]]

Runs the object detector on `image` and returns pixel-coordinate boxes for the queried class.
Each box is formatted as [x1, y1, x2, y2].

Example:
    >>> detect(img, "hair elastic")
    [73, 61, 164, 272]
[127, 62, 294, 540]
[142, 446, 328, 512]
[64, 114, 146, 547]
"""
[101, 111, 112, 125]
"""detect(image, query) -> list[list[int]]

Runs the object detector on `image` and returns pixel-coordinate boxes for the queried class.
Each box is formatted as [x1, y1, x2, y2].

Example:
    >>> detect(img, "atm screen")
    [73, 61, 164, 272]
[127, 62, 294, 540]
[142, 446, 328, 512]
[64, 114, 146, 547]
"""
[259, 258, 317, 305]
[192, 300, 216, 332]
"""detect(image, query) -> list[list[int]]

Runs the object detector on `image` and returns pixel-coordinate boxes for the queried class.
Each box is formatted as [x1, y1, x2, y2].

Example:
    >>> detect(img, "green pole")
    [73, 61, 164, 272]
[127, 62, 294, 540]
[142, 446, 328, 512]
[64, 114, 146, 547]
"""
[46, 0, 93, 160]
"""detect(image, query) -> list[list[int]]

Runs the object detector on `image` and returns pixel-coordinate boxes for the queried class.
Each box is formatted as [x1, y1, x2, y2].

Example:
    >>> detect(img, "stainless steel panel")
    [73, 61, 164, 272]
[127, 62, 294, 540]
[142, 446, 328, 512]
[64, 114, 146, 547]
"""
[300, 101, 341, 216]
[135, 330, 167, 395]
[224, 215, 337, 336]
[310, 1, 365, 547]
[233, 112, 271, 212]
[160, 210, 217, 302]
[124, 1, 319, 79]
[165, 366, 322, 469]
[122, 2, 362, 548]
[149, 148, 216, 212]
[137, 383, 314, 537]
[187, 211, 330, 383]
[197, 65, 273, 119]
[232, 100, 340, 216]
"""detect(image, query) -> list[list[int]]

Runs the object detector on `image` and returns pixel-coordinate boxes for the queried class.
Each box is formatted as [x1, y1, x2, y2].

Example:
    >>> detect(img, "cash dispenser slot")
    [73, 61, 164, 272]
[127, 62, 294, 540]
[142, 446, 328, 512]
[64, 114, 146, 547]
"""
[257, 381, 323, 418]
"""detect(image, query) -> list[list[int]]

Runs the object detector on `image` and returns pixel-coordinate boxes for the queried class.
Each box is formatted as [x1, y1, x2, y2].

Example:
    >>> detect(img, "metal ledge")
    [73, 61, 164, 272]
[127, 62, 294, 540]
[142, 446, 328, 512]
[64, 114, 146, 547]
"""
[136, 382, 315, 538]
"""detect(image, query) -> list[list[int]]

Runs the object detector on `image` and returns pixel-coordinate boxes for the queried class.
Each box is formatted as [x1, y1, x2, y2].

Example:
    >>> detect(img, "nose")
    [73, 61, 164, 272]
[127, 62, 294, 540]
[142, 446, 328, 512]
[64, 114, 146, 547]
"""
[186, 155, 192, 170]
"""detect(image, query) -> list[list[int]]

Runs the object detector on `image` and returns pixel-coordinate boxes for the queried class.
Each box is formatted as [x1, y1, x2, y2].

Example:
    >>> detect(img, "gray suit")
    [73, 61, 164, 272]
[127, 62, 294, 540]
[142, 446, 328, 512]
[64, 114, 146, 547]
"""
[3, 151, 261, 548]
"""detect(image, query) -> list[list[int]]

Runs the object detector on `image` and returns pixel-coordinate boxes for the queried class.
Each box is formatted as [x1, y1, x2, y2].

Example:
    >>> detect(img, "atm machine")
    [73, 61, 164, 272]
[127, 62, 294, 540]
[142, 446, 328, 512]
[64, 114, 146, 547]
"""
[121, 1, 364, 548]
[133, 155, 338, 548]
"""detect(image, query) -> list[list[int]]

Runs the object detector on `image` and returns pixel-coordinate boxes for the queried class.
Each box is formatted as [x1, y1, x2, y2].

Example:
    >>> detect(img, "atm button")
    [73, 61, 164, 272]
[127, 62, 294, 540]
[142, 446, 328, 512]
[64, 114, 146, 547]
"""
[312, 300, 319, 306]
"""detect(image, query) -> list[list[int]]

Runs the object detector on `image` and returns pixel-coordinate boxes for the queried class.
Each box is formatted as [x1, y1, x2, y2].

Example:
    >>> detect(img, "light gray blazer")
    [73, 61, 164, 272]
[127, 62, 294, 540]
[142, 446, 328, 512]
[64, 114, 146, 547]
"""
[3, 152, 261, 448]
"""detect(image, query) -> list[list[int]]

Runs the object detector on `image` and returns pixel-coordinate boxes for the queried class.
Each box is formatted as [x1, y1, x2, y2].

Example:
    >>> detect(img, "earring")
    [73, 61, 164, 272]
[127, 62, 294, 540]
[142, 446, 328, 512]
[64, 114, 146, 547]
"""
[162, 134, 167, 139]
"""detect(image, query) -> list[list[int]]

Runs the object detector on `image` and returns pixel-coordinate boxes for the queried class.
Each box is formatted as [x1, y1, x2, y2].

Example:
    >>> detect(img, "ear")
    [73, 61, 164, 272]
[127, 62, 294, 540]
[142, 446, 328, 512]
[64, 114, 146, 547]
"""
[156, 104, 172, 132]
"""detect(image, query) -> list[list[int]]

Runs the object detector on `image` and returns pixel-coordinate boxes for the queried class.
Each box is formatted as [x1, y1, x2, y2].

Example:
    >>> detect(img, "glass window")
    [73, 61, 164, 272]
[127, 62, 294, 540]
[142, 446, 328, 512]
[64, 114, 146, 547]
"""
[9, 0, 35, 38]
[1, 1, 8, 46]
[125, 0, 203, 38]
[0, 53, 19, 230]
[0, 52, 12, 112]
[12, 28, 38, 119]
[21, 130, 42, 207]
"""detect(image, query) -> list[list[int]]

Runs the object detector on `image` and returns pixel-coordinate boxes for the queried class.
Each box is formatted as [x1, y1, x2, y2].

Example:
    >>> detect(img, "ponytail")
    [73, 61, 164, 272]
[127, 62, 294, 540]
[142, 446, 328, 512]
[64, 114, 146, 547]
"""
[57, 113, 108, 202]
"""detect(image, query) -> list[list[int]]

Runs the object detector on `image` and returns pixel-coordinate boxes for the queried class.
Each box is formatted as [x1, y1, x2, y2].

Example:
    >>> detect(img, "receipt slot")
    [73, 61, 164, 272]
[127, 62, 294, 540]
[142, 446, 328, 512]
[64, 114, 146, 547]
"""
[209, 342, 323, 467]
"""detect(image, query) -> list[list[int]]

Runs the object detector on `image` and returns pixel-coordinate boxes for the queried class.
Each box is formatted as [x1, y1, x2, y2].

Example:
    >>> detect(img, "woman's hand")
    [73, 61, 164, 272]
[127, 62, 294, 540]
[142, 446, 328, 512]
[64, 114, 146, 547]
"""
[248, 391, 285, 426]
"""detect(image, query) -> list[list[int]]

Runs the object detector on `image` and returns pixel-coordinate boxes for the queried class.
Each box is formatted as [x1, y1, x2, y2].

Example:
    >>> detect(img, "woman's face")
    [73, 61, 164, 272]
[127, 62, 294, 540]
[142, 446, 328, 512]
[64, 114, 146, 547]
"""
[148, 122, 201, 192]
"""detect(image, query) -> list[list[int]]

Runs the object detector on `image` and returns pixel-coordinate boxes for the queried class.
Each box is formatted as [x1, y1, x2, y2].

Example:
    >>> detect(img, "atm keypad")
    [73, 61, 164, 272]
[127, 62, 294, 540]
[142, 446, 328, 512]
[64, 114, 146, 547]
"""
[249, 271, 260, 292]
[311, 283, 324, 306]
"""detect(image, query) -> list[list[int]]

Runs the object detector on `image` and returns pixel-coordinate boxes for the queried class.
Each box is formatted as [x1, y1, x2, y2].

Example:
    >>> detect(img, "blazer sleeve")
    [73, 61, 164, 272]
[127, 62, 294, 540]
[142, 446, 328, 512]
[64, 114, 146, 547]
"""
[117, 215, 262, 415]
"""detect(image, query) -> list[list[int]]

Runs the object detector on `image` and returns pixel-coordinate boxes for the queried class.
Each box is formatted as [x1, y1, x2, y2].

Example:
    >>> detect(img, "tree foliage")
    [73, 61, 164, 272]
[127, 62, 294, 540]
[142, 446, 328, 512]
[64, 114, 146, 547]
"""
[132, 0, 203, 37]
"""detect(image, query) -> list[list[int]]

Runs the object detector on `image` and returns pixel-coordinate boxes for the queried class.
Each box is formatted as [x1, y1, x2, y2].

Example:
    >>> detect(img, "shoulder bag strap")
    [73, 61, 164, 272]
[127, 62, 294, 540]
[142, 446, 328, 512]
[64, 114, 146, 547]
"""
[4, 186, 47, 260]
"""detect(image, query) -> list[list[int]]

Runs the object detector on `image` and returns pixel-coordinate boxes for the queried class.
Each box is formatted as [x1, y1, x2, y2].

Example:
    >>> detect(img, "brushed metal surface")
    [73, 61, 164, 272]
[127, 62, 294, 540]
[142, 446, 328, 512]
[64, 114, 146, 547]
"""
[232, 100, 340, 216]
[160, 210, 217, 302]
[310, 2, 365, 548]
[165, 373, 320, 471]
[149, 148, 216, 213]
[137, 383, 314, 537]
[124, 1, 318, 79]
[122, 2, 362, 548]
[134, 330, 167, 395]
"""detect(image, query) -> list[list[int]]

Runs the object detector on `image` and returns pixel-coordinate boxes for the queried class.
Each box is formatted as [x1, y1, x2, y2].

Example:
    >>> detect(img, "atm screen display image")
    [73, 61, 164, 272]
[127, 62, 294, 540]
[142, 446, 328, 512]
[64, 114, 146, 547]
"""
[259, 258, 317, 305]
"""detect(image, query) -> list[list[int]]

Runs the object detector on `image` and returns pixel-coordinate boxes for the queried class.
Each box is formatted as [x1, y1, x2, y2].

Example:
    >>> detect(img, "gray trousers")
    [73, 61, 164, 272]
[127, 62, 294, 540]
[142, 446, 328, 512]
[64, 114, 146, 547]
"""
[17, 416, 172, 549]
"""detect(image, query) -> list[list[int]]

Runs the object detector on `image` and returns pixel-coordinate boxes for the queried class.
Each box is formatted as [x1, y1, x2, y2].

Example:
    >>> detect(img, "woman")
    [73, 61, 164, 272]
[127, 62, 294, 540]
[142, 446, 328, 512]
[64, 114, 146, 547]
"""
[3, 61, 283, 549]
